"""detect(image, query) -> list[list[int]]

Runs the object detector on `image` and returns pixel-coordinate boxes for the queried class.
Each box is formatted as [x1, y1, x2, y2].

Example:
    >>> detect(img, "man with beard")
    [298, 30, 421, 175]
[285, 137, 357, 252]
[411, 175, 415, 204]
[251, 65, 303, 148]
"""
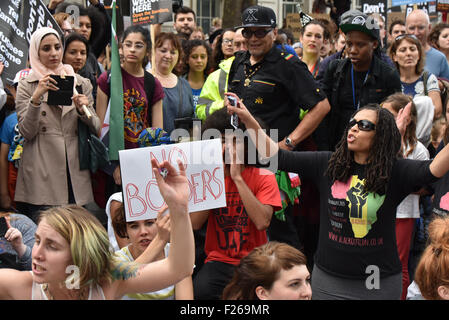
[173, 6, 196, 41]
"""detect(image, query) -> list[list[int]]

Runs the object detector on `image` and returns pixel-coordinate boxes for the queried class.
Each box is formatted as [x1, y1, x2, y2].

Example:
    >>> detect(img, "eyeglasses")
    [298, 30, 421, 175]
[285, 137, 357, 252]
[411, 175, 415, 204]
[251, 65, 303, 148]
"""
[394, 34, 418, 42]
[242, 28, 272, 39]
[348, 118, 376, 131]
[222, 39, 234, 45]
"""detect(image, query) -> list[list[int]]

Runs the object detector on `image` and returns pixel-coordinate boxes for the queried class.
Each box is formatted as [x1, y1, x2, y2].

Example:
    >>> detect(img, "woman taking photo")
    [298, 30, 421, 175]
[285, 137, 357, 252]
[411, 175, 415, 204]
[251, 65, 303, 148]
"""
[388, 33, 442, 120]
[182, 39, 211, 111]
[153, 32, 194, 135]
[14, 27, 100, 223]
[0, 159, 195, 300]
[226, 92, 449, 300]
[300, 21, 327, 78]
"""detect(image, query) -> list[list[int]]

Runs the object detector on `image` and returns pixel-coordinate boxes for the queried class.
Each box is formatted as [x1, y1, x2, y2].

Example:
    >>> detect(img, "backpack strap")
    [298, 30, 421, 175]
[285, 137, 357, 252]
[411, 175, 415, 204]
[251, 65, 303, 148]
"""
[143, 70, 155, 125]
[422, 71, 429, 96]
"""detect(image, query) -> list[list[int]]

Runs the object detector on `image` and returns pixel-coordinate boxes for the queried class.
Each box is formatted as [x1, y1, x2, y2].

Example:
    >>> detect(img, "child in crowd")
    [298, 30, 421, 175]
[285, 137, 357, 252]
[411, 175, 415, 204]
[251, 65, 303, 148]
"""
[190, 107, 282, 300]
[382, 93, 430, 300]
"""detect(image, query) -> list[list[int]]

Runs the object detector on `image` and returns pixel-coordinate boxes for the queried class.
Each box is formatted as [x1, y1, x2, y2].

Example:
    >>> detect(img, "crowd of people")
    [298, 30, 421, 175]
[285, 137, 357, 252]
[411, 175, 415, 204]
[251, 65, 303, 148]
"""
[1, 0, 449, 300]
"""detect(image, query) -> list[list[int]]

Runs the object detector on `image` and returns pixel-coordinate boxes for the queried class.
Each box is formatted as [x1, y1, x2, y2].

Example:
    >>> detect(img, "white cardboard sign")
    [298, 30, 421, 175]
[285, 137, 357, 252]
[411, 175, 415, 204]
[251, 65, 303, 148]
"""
[119, 139, 226, 221]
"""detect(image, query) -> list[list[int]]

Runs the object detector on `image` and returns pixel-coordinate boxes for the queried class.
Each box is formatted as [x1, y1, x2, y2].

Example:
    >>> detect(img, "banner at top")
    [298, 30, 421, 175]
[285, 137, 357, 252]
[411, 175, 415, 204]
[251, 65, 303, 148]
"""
[392, 0, 431, 6]
[0, 0, 62, 85]
[131, 0, 173, 26]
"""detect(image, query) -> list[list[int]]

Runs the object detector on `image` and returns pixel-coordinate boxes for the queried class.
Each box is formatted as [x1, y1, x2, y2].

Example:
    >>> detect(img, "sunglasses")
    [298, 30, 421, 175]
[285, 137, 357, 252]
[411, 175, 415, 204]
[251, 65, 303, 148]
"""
[242, 28, 272, 39]
[394, 33, 418, 42]
[348, 118, 376, 131]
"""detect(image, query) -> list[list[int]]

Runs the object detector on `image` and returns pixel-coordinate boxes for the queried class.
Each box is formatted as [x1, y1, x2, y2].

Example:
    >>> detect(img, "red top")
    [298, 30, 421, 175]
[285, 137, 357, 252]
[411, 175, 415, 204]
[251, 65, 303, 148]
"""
[204, 167, 282, 265]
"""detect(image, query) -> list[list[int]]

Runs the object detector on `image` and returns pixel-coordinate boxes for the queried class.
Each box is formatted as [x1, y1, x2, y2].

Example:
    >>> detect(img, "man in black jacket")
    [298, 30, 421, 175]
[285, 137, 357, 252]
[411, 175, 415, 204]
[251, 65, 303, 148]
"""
[319, 10, 402, 151]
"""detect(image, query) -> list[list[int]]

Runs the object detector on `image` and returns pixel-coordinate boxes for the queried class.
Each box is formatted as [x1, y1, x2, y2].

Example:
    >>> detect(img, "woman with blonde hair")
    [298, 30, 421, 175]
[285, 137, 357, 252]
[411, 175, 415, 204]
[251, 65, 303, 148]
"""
[0, 158, 195, 300]
[222, 241, 311, 300]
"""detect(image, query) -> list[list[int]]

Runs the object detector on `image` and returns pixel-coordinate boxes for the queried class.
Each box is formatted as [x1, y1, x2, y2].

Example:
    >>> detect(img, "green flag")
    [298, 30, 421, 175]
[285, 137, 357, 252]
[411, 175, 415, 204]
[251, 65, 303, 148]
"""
[109, 0, 124, 160]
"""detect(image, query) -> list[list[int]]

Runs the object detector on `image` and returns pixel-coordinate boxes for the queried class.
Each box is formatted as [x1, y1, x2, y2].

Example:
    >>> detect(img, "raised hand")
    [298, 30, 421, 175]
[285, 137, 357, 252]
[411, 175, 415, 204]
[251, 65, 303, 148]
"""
[151, 159, 189, 212]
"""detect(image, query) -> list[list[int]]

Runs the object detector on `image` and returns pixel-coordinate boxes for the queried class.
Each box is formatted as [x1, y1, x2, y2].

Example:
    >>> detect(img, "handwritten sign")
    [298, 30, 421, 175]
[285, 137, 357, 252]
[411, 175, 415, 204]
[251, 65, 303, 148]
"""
[119, 139, 226, 221]
[131, 0, 172, 26]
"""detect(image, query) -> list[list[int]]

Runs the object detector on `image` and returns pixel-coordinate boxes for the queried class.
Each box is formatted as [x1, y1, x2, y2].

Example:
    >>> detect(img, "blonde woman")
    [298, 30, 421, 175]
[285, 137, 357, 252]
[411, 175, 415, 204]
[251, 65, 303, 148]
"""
[0, 159, 194, 300]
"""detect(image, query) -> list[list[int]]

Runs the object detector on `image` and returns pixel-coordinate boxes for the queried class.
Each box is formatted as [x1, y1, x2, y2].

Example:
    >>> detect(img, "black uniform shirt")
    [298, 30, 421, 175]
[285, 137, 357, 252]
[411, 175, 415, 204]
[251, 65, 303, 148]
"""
[228, 46, 326, 141]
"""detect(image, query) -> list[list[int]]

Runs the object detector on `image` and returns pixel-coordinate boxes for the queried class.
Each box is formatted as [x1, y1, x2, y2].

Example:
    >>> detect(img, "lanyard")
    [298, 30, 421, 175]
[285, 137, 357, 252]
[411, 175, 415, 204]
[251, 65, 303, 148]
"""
[351, 65, 370, 110]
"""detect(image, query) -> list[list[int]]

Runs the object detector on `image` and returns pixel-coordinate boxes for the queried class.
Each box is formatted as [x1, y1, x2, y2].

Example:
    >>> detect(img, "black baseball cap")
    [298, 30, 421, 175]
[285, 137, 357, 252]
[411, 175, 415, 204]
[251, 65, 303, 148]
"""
[240, 5, 276, 28]
[339, 10, 380, 41]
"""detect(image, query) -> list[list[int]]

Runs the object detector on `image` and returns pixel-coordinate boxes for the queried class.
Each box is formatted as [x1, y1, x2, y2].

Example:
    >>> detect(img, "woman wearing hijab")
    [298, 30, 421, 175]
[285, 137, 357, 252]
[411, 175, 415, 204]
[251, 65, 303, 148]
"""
[14, 27, 100, 223]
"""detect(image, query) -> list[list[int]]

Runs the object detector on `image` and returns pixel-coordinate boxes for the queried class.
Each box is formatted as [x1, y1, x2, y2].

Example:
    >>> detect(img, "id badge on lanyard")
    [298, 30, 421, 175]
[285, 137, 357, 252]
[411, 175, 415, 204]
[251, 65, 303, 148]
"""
[351, 65, 369, 110]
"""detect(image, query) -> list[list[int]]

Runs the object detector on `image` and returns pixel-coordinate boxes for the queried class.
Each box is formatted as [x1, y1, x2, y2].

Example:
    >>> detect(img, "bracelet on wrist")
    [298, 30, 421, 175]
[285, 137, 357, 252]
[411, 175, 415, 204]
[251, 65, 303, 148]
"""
[30, 97, 41, 106]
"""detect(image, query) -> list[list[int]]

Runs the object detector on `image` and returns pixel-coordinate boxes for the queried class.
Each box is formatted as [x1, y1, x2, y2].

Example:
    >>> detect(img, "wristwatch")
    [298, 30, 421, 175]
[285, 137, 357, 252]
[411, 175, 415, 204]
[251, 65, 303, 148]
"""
[285, 136, 295, 149]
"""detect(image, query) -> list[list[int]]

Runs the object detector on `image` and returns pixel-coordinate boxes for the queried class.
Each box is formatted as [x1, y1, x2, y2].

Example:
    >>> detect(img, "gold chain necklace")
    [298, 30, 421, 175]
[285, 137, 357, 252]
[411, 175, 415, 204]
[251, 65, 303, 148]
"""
[244, 64, 261, 87]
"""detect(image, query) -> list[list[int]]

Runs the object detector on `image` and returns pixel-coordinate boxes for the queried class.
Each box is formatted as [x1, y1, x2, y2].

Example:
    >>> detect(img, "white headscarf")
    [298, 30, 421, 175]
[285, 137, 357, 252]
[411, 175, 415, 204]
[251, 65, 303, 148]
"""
[29, 27, 75, 79]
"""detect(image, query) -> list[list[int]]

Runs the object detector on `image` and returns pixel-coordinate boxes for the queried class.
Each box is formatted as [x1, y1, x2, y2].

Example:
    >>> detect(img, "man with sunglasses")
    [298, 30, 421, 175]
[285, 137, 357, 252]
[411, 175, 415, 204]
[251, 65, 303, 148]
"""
[320, 9, 402, 152]
[227, 5, 330, 255]
[406, 9, 449, 81]
[228, 5, 330, 152]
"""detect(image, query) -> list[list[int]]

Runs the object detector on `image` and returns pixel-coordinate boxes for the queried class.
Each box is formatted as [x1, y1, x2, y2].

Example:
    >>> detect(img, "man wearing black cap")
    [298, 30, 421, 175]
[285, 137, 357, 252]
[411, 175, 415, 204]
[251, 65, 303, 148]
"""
[320, 9, 401, 151]
[228, 5, 330, 153]
[226, 5, 330, 267]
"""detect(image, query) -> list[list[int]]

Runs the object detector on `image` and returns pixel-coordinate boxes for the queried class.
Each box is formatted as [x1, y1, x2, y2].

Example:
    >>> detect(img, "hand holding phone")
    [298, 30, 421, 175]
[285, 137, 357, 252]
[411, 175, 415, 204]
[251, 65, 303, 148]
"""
[47, 75, 74, 106]
[0, 217, 8, 238]
[228, 96, 239, 129]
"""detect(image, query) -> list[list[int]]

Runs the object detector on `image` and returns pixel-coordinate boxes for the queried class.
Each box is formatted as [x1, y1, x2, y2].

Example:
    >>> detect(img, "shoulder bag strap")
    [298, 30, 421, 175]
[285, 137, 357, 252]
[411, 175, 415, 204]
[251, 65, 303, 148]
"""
[177, 77, 183, 118]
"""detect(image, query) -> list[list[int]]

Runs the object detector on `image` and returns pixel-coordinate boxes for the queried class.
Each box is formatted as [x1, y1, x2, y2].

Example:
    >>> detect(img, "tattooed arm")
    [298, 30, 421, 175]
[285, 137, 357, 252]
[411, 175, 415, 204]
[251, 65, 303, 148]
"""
[112, 160, 195, 298]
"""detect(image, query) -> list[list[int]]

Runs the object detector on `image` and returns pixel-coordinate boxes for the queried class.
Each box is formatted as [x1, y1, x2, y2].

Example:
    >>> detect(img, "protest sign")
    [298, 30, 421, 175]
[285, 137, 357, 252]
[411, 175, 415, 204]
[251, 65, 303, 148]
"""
[405, 2, 438, 20]
[393, 0, 430, 6]
[131, 0, 172, 26]
[0, 0, 62, 85]
[119, 139, 226, 221]
[437, 0, 449, 12]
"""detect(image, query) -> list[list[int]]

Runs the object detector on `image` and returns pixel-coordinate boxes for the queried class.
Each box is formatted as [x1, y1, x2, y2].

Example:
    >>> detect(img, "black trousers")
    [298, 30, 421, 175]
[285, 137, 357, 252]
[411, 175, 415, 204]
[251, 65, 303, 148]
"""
[193, 260, 235, 300]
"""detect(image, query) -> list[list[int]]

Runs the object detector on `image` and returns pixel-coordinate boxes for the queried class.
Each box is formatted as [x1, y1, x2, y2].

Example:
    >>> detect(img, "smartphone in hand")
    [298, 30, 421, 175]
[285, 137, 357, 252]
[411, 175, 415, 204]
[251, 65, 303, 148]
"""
[228, 96, 239, 129]
[47, 75, 74, 106]
[0, 217, 8, 238]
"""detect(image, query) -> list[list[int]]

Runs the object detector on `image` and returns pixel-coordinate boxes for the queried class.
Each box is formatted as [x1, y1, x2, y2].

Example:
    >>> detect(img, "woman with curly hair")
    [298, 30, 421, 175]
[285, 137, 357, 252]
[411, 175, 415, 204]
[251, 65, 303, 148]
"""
[211, 29, 235, 72]
[429, 23, 449, 63]
[227, 91, 449, 299]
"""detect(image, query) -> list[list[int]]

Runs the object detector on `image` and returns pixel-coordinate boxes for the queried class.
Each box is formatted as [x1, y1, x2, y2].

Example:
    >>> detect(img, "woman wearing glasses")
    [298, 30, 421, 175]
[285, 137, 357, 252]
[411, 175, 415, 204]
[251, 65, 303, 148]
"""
[226, 91, 449, 299]
[211, 29, 235, 72]
[388, 33, 443, 120]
